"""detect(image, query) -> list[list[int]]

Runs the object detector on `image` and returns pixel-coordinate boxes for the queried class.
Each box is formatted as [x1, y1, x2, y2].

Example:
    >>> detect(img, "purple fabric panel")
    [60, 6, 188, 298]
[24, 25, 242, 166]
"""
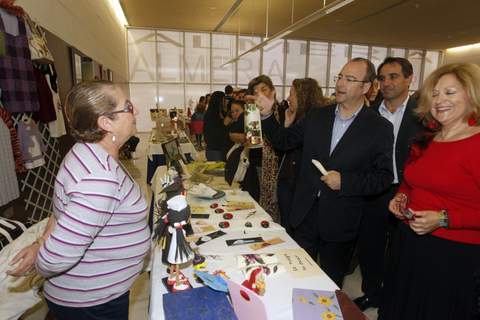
[0, 13, 39, 112]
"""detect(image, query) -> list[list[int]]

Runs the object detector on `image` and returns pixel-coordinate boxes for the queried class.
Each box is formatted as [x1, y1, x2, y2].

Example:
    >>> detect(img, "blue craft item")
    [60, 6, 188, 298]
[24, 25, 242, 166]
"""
[163, 286, 237, 320]
[193, 270, 229, 292]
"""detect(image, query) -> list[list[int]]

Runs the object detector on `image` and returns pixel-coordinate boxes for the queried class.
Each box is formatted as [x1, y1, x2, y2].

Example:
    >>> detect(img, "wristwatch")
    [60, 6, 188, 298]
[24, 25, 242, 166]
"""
[438, 209, 449, 228]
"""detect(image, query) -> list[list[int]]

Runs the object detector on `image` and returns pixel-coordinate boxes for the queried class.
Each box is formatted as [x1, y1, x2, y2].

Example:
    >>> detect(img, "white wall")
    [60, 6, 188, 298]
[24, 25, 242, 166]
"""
[444, 45, 480, 65]
[17, 0, 128, 81]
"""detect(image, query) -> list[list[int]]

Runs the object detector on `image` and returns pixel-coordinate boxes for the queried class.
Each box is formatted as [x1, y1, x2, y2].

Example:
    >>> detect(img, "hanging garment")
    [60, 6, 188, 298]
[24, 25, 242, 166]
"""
[0, 120, 19, 206]
[41, 63, 58, 93]
[0, 31, 5, 57]
[0, 10, 39, 113]
[16, 116, 46, 169]
[32, 67, 56, 123]
[44, 68, 66, 137]
[0, 96, 25, 172]
[24, 13, 54, 63]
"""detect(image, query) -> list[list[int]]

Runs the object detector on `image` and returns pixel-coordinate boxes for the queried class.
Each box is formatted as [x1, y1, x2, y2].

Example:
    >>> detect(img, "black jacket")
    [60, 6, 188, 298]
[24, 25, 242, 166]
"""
[262, 104, 394, 241]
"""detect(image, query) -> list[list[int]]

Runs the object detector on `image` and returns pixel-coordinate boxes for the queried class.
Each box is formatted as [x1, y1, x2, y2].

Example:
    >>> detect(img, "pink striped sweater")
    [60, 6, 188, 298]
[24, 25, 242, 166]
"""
[36, 142, 151, 307]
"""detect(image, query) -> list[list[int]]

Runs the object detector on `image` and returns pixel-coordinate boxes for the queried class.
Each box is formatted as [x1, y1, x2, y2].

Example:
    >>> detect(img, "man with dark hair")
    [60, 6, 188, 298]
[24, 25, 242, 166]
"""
[353, 57, 423, 311]
[255, 58, 394, 287]
[224, 85, 234, 96]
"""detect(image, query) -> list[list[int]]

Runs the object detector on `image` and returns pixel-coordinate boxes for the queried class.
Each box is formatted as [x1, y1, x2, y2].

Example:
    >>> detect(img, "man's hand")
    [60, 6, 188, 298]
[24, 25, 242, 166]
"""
[245, 93, 275, 116]
[320, 170, 341, 190]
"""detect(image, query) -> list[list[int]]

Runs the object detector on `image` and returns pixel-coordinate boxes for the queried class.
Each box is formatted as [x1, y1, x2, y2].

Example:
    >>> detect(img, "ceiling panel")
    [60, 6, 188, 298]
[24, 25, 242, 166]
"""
[121, 0, 480, 49]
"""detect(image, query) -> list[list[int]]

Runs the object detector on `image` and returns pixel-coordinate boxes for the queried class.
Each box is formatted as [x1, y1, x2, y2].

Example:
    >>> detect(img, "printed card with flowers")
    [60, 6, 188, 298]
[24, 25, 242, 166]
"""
[292, 288, 343, 320]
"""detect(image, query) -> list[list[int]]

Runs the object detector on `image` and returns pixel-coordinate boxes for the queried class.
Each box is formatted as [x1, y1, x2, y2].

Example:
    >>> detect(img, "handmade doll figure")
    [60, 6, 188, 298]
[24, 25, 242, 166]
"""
[153, 174, 185, 264]
[165, 194, 194, 291]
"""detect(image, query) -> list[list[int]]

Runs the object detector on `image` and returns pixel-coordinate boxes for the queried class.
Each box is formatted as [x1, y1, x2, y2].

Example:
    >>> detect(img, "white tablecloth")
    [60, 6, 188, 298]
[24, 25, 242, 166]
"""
[149, 183, 338, 320]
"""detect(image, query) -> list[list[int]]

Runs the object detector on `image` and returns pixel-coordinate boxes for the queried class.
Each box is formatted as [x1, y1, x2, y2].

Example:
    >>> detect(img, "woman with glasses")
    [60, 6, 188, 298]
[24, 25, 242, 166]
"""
[8, 81, 151, 320]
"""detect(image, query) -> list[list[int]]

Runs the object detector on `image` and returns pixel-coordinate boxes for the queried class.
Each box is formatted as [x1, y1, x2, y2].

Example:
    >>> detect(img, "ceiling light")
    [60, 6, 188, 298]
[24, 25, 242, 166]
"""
[447, 42, 480, 53]
[220, 0, 355, 67]
[109, 0, 129, 26]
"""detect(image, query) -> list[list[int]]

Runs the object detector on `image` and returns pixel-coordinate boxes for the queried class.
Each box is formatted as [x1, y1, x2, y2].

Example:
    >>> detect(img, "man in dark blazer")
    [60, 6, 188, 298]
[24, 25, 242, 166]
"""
[354, 57, 424, 311]
[254, 58, 394, 287]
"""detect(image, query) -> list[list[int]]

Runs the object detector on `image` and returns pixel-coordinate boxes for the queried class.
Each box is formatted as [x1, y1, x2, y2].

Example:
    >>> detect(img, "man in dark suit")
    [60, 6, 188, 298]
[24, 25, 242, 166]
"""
[254, 58, 394, 287]
[353, 57, 424, 311]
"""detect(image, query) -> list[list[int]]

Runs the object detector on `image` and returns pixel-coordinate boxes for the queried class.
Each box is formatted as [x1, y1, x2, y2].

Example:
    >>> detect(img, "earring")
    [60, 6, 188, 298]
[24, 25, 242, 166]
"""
[426, 118, 439, 130]
[468, 113, 478, 126]
[112, 134, 116, 143]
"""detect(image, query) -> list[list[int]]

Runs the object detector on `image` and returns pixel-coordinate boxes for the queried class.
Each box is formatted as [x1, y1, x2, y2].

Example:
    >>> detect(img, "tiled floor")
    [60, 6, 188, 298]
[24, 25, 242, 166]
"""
[24, 132, 378, 319]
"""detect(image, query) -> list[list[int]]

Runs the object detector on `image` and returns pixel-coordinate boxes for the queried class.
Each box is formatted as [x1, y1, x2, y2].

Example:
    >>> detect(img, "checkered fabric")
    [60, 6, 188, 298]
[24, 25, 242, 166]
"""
[0, 15, 39, 113]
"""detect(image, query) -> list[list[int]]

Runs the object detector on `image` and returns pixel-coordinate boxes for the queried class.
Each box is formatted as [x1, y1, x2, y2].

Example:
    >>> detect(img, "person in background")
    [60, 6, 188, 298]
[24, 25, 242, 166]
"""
[191, 97, 206, 149]
[204, 91, 228, 161]
[8, 81, 151, 320]
[205, 93, 211, 110]
[365, 78, 382, 107]
[277, 78, 326, 235]
[226, 100, 260, 200]
[379, 63, 480, 320]
[237, 89, 248, 101]
[247, 75, 280, 222]
[256, 58, 394, 287]
[354, 57, 423, 311]
[224, 85, 234, 117]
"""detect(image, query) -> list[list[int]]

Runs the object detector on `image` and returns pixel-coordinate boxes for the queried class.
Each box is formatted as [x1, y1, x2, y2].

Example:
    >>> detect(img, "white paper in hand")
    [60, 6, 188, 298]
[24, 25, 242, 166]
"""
[311, 159, 328, 175]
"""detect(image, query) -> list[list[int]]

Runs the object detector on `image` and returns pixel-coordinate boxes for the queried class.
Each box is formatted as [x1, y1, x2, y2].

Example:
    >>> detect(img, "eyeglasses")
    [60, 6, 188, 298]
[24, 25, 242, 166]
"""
[105, 100, 134, 115]
[334, 75, 369, 84]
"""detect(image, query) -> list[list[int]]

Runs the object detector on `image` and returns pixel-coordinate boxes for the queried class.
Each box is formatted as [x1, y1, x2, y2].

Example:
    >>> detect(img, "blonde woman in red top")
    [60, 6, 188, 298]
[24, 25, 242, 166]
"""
[380, 63, 480, 320]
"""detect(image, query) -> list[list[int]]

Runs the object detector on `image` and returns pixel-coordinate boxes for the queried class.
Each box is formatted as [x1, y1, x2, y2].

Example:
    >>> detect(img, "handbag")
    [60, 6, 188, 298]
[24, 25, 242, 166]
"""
[225, 143, 249, 185]
[24, 13, 53, 63]
[0, 13, 39, 113]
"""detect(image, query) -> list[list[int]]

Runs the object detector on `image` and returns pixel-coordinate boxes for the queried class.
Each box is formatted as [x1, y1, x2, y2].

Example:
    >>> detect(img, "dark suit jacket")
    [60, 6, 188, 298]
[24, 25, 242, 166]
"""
[262, 104, 394, 242]
[372, 97, 424, 183]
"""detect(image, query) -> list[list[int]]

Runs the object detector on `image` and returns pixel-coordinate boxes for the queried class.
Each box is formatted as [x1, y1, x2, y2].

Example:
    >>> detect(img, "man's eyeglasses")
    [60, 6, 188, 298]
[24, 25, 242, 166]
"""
[105, 100, 134, 115]
[334, 75, 369, 84]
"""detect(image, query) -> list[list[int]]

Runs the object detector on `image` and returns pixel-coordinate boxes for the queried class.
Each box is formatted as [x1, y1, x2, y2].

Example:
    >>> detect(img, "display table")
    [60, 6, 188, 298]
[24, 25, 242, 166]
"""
[148, 169, 361, 320]
[146, 131, 198, 184]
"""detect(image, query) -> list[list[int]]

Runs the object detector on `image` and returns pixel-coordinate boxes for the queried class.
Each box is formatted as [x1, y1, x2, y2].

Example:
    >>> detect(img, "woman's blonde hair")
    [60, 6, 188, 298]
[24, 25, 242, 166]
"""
[64, 81, 118, 142]
[416, 63, 480, 125]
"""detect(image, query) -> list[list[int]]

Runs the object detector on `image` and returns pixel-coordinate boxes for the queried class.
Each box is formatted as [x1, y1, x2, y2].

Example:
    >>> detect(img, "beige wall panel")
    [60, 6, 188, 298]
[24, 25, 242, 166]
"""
[17, 0, 128, 81]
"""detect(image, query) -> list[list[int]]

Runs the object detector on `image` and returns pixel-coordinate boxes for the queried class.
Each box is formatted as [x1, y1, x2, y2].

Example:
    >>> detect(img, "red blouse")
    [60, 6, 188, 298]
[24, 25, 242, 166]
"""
[399, 132, 480, 244]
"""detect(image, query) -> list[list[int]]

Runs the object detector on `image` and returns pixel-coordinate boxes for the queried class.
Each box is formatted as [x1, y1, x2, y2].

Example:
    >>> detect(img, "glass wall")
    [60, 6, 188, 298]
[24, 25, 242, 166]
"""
[128, 27, 443, 131]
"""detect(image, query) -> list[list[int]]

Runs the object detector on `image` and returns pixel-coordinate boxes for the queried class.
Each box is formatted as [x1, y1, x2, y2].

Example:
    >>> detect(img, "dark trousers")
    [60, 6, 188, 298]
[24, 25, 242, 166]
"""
[293, 201, 355, 287]
[46, 291, 129, 320]
[277, 178, 295, 235]
[205, 149, 224, 161]
[357, 184, 398, 301]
